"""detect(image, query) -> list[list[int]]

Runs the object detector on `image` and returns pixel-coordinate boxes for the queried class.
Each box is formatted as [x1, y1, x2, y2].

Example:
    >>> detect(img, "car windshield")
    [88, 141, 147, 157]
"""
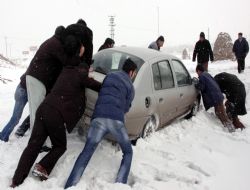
[92, 49, 144, 77]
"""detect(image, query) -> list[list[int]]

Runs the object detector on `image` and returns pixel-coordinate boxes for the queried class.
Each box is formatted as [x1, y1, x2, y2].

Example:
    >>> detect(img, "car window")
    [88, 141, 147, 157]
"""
[152, 61, 174, 90]
[92, 50, 144, 76]
[152, 63, 161, 90]
[172, 59, 191, 86]
[158, 61, 174, 89]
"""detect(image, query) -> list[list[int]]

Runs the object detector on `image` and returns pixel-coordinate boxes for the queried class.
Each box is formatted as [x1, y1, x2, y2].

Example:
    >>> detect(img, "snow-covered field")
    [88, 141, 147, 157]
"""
[1, 57, 250, 190]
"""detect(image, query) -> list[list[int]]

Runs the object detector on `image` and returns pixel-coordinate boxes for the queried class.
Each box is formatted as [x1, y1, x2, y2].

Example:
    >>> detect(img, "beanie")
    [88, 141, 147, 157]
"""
[200, 32, 205, 38]
[64, 24, 93, 66]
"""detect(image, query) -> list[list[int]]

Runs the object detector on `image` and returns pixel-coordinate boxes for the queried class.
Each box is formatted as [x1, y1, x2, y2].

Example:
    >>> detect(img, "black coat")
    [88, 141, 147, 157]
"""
[42, 57, 101, 133]
[233, 38, 249, 59]
[193, 39, 214, 63]
[20, 35, 66, 93]
[214, 72, 247, 115]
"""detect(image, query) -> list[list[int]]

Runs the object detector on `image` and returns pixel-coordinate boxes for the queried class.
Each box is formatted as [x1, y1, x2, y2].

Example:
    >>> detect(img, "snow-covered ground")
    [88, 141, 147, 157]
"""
[0, 57, 250, 190]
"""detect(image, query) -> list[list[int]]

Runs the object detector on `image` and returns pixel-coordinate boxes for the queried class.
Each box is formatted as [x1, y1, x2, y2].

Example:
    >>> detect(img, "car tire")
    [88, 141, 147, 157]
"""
[141, 116, 157, 138]
[185, 96, 200, 119]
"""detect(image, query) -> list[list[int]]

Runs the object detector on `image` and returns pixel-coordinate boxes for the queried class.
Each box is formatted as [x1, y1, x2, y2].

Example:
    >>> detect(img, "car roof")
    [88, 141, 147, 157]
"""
[97, 46, 179, 62]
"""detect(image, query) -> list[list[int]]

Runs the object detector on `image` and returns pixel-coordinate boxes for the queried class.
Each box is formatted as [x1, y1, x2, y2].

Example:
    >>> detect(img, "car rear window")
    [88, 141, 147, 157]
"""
[92, 49, 144, 76]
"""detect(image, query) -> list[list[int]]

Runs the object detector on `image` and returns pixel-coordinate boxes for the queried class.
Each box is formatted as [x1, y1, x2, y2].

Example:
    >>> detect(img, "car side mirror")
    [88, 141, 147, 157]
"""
[192, 77, 199, 85]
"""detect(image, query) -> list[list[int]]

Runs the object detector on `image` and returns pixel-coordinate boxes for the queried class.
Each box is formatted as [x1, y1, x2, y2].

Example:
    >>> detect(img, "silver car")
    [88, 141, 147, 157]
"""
[82, 47, 200, 140]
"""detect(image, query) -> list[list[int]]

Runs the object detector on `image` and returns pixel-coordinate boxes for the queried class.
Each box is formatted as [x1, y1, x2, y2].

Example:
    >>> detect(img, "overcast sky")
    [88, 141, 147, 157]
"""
[1, 0, 250, 57]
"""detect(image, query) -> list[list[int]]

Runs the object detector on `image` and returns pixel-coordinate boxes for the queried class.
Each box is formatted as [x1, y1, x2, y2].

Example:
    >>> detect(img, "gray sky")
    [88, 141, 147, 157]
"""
[1, 0, 250, 57]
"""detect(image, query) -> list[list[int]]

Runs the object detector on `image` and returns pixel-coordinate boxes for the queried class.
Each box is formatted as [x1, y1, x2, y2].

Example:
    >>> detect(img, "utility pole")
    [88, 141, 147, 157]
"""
[109, 15, 115, 40]
[4, 36, 8, 57]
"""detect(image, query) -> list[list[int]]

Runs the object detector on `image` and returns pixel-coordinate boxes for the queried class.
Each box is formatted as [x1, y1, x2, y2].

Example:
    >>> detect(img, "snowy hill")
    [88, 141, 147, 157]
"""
[0, 58, 250, 190]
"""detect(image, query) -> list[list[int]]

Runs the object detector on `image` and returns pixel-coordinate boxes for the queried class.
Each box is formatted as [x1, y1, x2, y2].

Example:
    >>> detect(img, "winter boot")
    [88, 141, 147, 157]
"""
[32, 163, 48, 181]
[232, 117, 245, 130]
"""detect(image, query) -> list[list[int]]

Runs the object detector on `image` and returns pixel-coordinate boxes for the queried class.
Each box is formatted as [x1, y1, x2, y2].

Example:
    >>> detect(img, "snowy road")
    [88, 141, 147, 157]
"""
[0, 58, 250, 190]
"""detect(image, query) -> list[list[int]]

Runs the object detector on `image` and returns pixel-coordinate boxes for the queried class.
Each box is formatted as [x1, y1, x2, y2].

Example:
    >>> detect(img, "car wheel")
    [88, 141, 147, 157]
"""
[185, 96, 200, 119]
[141, 116, 157, 138]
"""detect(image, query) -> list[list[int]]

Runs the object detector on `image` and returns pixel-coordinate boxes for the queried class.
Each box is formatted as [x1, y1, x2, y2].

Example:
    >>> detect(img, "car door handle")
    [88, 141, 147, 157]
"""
[159, 98, 163, 102]
[180, 93, 184, 97]
[145, 97, 151, 108]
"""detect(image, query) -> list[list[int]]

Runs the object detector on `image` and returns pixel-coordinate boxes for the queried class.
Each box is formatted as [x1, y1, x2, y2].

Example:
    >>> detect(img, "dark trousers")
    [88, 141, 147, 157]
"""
[12, 104, 66, 186]
[237, 58, 245, 73]
[198, 62, 208, 71]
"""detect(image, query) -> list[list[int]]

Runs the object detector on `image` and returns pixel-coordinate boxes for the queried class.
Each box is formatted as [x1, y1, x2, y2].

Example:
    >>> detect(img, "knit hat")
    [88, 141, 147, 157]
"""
[200, 32, 205, 38]
[64, 24, 93, 66]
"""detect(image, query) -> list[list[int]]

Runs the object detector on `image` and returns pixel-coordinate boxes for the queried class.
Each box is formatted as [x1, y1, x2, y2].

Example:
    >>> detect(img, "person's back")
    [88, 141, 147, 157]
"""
[92, 70, 134, 122]
[43, 60, 101, 133]
[20, 35, 65, 92]
[214, 72, 244, 95]
[198, 71, 223, 110]
[214, 72, 247, 117]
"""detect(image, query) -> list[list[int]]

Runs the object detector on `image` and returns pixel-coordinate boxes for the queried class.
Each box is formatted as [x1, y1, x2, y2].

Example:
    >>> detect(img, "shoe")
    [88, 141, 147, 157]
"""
[15, 126, 29, 137]
[39, 145, 52, 153]
[32, 163, 48, 181]
[0, 132, 8, 142]
[10, 183, 17, 188]
[232, 117, 245, 130]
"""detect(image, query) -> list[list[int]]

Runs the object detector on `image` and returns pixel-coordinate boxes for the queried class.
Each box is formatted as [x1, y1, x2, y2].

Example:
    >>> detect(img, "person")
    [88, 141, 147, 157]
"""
[148, 35, 164, 51]
[98, 37, 115, 51]
[0, 83, 28, 142]
[11, 28, 101, 188]
[195, 65, 235, 132]
[64, 58, 137, 189]
[232, 32, 249, 73]
[214, 72, 247, 129]
[15, 23, 93, 138]
[192, 32, 214, 71]
[0, 25, 67, 142]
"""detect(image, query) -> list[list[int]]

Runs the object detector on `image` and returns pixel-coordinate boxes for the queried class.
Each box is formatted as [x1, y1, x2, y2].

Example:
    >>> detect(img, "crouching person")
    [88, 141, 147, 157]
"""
[64, 58, 137, 189]
[195, 65, 235, 132]
[10, 29, 101, 187]
[214, 72, 247, 129]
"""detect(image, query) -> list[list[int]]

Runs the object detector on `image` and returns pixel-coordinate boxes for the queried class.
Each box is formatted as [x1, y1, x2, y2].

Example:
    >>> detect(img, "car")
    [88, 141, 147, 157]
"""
[81, 47, 200, 140]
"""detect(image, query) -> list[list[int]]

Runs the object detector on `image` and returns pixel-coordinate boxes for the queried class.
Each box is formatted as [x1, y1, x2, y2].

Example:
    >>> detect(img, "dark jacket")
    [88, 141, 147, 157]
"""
[92, 71, 135, 123]
[233, 38, 249, 59]
[197, 72, 224, 110]
[214, 72, 247, 115]
[193, 39, 214, 63]
[20, 35, 66, 93]
[42, 57, 101, 133]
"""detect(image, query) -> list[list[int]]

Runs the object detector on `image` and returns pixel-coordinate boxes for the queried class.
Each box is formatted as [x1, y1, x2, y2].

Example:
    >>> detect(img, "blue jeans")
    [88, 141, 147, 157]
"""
[0, 84, 28, 142]
[64, 118, 133, 189]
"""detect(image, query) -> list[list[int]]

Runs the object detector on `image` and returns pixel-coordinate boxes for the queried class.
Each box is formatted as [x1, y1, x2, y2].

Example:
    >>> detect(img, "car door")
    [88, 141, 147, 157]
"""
[151, 60, 179, 127]
[171, 59, 196, 116]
